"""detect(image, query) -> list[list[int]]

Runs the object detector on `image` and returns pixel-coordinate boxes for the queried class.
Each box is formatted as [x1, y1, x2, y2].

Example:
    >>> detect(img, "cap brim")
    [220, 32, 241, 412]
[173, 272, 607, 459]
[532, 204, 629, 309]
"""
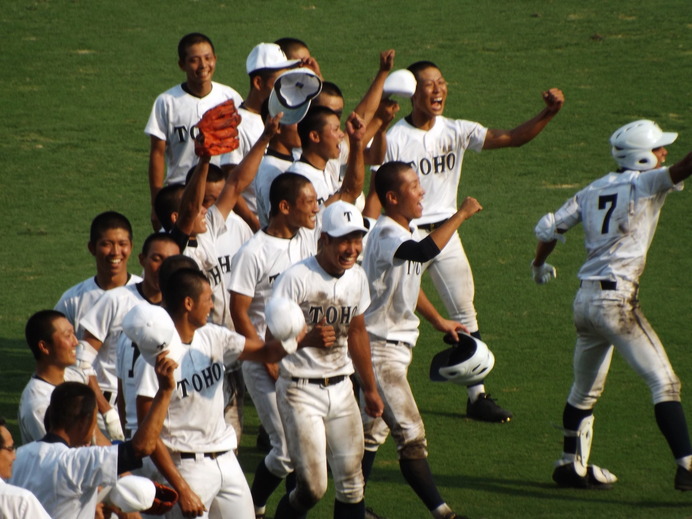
[325, 224, 368, 238]
[654, 131, 678, 148]
[429, 347, 455, 382]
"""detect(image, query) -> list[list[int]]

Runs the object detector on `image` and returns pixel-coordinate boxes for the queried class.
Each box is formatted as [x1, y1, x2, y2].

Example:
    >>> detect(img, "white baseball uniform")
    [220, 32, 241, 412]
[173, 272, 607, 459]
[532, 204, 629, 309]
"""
[286, 160, 334, 209]
[229, 229, 316, 479]
[54, 274, 142, 340]
[220, 106, 265, 213]
[18, 367, 88, 444]
[383, 116, 487, 331]
[254, 150, 295, 229]
[272, 255, 370, 508]
[135, 323, 253, 518]
[361, 215, 430, 455]
[0, 479, 51, 519]
[10, 436, 130, 519]
[80, 283, 149, 398]
[145, 81, 243, 186]
[539, 166, 684, 408]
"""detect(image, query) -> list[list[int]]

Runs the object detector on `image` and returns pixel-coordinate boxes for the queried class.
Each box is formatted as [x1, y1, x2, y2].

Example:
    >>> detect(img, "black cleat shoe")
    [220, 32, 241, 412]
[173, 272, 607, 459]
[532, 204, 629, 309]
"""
[466, 393, 513, 423]
[552, 461, 616, 490]
[365, 506, 387, 519]
[675, 465, 692, 491]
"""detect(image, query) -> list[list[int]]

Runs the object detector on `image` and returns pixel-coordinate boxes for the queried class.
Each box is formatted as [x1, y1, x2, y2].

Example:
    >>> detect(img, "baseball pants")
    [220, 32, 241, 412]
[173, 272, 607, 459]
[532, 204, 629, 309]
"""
[276, 376, 365, 508]
[362, 337, 428, 460]
[568, 280, 681, 410]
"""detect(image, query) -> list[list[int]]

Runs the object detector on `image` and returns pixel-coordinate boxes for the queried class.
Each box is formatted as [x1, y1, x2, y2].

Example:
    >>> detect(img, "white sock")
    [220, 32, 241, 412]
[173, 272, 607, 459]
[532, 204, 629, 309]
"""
[431, 502, 453, 518]
[676, 455, 692, 470]
[467, 384, 485, 403]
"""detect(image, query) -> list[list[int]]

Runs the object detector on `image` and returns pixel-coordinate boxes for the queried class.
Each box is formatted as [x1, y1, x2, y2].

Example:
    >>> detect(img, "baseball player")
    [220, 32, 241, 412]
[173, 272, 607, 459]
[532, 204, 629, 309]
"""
[368, 60, 565, 422]
[271, 201, 384, 519]
[79, 232, 181, 434]
[229, 173, 319, 517]
[145, 32, 243, 229]
[134, 267, 302, 518]
[0, 417, 51, 518]
[17, 310, 112, 445]
[531, 120, 692, 490]
[219, 42, 301, 231]
[274, 37, 322, 78]
[361, 161, 481, 519]
[10, 355, 177, 519]
[54, 210, 140, 440]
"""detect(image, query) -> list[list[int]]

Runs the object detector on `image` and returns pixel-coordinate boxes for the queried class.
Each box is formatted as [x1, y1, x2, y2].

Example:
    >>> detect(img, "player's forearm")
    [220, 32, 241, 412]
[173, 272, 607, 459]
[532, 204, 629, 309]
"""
[218, 135, 270, 218]
[230, 296, 261, 342]
[415, 289, 445, 329]
[177, 157, 210, 234]
[353, 70, 389, 125]
[148, 146, 166, 203]
[533, 239, 558, 266]
[150, 439, 192, 493]
[347, 329, 378, 393]
[338, 140, 366, 203]
[363, 125, 387, 166]
[131, 386, 173, 457]
[669, 152, 692, 184]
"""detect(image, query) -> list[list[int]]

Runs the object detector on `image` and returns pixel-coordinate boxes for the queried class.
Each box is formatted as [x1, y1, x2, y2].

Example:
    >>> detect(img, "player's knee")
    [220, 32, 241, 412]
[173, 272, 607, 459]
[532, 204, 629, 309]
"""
[290, 477, 327, 511]
[334, 473, 365, 504]
[651, 376, 682, 404]
[399, 439, 428, 460]
[567, 386, 603, 410]
[266, 452, 293, 479]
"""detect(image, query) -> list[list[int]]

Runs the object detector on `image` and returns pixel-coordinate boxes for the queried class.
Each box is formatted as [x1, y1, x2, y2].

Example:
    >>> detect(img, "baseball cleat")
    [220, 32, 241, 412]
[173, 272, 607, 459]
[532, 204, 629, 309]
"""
[674, 465, 692, 491]
[552, 461, 617, 490]
[466, 393, 513, 423]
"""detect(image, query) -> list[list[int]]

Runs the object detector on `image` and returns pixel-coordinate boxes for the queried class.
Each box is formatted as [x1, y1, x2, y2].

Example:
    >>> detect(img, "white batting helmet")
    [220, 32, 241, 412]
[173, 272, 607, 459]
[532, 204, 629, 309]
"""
[610, 120, 677, 171]
[429, 333, 495, 385]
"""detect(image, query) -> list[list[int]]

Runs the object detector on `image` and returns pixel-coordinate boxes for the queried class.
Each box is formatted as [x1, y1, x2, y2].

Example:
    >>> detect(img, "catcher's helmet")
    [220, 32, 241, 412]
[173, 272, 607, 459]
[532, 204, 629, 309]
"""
[429, 333, 494, 385]
[610, 120, 677, 171]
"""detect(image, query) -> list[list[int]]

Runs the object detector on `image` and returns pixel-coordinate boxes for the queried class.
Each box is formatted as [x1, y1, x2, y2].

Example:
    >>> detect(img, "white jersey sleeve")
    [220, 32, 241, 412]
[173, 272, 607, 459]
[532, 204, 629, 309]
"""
[0, 480, 51, 519]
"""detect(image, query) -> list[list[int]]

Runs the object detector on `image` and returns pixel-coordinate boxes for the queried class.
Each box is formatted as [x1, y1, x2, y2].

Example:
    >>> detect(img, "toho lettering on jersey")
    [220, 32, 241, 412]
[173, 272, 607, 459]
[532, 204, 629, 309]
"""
[307, 304, 359, 329]
[408, 151, 456, 176]
[176, 358, 225, 398]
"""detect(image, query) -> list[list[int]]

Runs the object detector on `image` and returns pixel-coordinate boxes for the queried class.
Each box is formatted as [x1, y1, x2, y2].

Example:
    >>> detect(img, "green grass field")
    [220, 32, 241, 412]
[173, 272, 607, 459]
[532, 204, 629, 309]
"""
[1, 1, 691, 517]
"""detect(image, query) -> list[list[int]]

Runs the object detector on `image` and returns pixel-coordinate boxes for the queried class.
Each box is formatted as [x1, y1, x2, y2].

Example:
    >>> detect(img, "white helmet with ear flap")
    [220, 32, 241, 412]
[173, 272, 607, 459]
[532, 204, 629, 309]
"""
[429, 332, 495, 385]
[610, 119, 677, 171]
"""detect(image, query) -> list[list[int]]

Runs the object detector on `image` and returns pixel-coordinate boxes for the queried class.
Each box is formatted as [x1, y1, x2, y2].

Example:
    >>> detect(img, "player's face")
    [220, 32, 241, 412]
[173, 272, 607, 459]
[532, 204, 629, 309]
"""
[315, 93, 344, 120]
[47, 317, 79, 367]
[287, 183, 319, 230]
[90, 228, 132, 279]
[203, 180, 225, 208]
[190, 206, 209, 236]
[316, 114, 344, 160]
[179, 42, 216, 88]
[396, 168, 425, 220]
[652, 146, 668, 167]
[320, 231, 364, 276]
[411, 67, 448, 119]
[189, 282, 213, 328]
[140, 240, 181, 292]
[0, 426, 16, 480]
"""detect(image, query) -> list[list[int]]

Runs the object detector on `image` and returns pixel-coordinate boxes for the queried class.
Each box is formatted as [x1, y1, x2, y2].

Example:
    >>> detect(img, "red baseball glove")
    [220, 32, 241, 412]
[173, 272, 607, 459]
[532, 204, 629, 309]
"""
[141, 481, 179, 515]
[194, 99, 242, 157]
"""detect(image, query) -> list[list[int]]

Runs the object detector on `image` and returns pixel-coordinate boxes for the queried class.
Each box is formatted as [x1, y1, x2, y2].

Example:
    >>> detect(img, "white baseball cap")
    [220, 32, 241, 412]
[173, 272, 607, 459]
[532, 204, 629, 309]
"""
[105, 476, 156, 513]
[383, 69, 417, 98]
[246, 43, 300, 75]
[268, 67, 323, 125]
[321, 200, 368, 237]
[122, 304, 185, 366]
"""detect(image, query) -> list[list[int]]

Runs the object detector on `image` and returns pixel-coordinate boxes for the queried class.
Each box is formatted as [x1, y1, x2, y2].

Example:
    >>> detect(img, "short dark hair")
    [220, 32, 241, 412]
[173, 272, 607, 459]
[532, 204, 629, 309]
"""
[319, 81, 343, 100]
[164, 268, 210, 313]
[407, 60, 440, 80]
[185, 163, 226, 185]
[47, 382, 96, 431]
[25, 310, 66, 360]
[159, 255, 200, 300]
[89, 211, 133, 244]
[269, 173, 312, 217]
[178, 33, 215, 62]
[274, 37, 309, 59]
[141, 232, 180, 257]
[155, 184, 185, 232]
[375, 161, 414, 206]
[297, 106, 339, 149]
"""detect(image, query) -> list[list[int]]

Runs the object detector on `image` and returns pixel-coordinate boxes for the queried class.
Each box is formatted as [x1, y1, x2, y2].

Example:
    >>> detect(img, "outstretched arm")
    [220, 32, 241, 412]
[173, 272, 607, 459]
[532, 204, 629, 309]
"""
[483, 88, 564, 149]
[352, 50, 396, 125]
[669, 151, 692, 184]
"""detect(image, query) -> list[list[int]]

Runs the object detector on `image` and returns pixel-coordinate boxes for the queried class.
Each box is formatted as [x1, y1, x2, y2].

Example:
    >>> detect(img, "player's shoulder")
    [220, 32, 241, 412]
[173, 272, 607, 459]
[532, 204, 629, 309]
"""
[211, 81, 243, 103]
[55, 277, 99, 305]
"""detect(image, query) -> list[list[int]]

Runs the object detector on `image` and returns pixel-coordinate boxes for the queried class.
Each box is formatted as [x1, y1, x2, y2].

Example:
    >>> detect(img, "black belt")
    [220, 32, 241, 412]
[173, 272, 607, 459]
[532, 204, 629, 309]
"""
[581, 280, 617, 290]
[291, 375, 347, 387]
[179, 450, 229, 460]
[417, 219, 448, 231]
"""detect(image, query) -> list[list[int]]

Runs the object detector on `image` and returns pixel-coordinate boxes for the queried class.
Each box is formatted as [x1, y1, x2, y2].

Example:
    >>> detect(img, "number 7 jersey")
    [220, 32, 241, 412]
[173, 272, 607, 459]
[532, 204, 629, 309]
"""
[552, 167, 683, 283]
